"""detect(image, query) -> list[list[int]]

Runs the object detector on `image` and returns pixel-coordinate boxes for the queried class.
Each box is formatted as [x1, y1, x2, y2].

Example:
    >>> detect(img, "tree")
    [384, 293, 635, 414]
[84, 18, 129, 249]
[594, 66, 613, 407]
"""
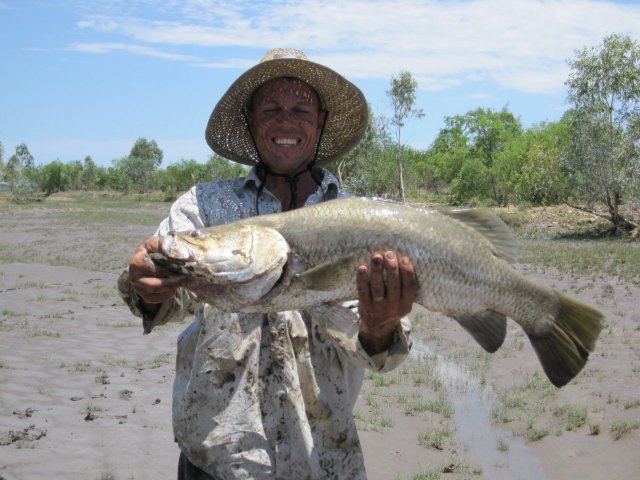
[387, 71, 425, 202]
[449, 157, 490, 204]
[457, 107, 522, 205]
[39, 160, 69, 195]
[328, 105, 397, 196]
[565, 33, 640, 233]
[116, 138, 164, 193]
[15, 143, 34, 169]
[429, 107, 522, 205]
[81, 155, 98, 190]
[429, 120, 469, 195]
[2, 143, 38, 192]
[5, 155, 21, 186]
[203, 154, 247, 180]
[130, 138, 163, 167]
[510, 119, 571, 205]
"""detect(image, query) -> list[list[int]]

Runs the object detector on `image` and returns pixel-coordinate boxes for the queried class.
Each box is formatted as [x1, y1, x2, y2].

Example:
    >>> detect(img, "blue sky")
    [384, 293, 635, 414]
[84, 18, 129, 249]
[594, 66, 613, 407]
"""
[2, 0, 640, 167]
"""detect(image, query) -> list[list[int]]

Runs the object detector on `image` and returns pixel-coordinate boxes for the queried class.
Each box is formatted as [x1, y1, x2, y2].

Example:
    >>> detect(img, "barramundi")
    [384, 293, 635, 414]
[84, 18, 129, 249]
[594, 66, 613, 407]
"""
[151, 197, 603, 388]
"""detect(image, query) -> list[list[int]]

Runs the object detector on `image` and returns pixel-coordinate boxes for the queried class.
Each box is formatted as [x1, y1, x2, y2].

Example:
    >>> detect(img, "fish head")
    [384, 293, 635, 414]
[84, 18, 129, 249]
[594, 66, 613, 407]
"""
[160, 224, 289, 285]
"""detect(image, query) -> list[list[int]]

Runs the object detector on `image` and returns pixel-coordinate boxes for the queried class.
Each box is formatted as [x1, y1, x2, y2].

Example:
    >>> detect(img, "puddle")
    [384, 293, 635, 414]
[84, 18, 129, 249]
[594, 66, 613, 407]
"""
[411, 340, 548, 479]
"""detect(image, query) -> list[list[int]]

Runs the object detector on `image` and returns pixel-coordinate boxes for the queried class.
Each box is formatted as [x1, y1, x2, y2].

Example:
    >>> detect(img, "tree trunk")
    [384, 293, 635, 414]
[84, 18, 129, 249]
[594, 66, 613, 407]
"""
[606, 191, 637, 233]
[565, 200, 638, 234]
[398, 157, 406, 203]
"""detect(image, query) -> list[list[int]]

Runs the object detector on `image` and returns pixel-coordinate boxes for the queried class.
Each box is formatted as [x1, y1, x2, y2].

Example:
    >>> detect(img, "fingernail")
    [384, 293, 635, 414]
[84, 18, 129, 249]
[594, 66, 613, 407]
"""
[385, 251, 396, 260]
[401, 257, 410, 265]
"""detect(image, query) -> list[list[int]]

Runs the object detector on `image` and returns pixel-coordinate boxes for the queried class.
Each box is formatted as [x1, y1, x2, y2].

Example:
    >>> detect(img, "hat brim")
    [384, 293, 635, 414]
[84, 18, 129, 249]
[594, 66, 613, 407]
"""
[206, 57, 368, 166]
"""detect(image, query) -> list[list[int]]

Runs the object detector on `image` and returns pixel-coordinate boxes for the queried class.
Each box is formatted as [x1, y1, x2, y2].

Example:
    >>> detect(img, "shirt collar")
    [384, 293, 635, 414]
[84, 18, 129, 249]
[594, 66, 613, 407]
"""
[241, 165, 341, 192]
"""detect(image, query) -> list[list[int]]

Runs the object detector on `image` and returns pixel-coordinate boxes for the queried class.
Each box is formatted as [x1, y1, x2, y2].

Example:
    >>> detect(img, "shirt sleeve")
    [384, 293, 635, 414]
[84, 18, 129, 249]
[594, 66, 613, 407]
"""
[307, 303, 412, 373]
[117, 187, 204, 333]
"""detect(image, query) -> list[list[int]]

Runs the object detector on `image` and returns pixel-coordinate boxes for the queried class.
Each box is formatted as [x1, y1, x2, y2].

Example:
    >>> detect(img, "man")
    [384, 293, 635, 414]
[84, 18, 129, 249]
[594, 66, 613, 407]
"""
[118, 48, 417, 479]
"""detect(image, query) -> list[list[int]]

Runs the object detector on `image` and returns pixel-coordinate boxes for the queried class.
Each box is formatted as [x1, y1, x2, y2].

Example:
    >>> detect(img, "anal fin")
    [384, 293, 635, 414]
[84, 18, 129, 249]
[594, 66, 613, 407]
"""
[453, 311, 507, 353]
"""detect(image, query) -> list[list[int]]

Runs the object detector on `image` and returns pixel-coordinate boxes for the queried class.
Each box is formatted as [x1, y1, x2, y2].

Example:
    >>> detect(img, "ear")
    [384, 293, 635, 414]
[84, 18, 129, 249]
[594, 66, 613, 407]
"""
[317, 110, 327, 131]
[245, 109, 254, 128]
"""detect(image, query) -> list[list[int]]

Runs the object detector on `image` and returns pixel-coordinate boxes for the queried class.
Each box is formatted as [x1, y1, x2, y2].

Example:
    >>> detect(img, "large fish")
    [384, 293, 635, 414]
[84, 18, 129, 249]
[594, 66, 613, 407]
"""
[151, 197, 603, 388]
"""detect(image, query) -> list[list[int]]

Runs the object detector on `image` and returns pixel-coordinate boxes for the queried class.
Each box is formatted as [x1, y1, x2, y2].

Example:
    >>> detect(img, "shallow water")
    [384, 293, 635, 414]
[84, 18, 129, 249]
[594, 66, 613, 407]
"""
[411, 340, 548, 479]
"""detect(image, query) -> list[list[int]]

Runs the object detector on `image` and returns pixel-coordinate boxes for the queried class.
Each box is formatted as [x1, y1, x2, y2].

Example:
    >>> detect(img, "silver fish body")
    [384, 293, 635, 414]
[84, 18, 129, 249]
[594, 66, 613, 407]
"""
[154, 197, 603, 387]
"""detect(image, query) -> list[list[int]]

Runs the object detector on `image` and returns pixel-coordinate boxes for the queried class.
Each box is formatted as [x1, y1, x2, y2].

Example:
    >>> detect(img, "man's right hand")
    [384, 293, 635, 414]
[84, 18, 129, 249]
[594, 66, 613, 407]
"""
[128, 236, 186, 307]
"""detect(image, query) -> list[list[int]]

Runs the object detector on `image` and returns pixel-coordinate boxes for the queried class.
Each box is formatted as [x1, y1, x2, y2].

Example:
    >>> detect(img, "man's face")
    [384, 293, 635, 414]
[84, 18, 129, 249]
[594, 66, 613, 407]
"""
[249, 78, 325, 175]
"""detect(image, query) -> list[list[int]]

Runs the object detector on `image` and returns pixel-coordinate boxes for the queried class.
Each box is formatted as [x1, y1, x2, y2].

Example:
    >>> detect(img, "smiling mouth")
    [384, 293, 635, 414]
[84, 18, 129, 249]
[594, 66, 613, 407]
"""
[273, 137, 300, 146]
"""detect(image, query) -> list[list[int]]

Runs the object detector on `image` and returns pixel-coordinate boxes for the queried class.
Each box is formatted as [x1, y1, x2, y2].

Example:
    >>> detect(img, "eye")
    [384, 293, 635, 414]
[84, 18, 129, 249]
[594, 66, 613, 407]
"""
[259, 108, 281, 120]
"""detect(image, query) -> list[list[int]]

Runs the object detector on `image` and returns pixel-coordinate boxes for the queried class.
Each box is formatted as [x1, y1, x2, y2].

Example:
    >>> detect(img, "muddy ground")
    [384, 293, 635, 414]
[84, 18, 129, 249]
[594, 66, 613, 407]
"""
[0, 195, 638, 479]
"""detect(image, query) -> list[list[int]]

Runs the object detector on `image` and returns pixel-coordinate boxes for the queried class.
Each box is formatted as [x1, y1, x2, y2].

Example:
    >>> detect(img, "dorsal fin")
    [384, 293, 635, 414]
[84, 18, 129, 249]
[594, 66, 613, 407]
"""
[440, 208, 519, 263]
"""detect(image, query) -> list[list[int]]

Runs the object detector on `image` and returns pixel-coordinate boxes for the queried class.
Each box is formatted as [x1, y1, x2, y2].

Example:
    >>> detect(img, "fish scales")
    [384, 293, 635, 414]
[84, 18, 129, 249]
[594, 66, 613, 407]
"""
[154, 197, 603, 387]
[241, 199, 531, 318]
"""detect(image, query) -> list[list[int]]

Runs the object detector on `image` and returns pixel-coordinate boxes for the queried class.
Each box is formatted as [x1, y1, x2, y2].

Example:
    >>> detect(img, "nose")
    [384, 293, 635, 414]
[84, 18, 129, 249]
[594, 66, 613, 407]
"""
[274, 109, 298, 124]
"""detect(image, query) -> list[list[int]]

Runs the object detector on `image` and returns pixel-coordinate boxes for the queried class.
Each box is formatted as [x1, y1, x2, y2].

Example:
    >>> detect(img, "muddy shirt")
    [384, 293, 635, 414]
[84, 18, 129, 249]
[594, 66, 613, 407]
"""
[119, 167, 412, 479]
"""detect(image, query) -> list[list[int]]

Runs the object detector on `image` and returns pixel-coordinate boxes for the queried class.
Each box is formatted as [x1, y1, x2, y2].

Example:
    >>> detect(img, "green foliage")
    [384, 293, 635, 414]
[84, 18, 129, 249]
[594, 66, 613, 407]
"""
[15, 143, 34, 169]
[11, 178, 37, 203]
[81, 156, 98, 190]
[329, 106, 402, 198]
[565, 33, 640, 231]
[445, 107, 523, 205]
[39, 161, 69, 195]
[129, 138, 163, 167]
[157, 156, 247, 196]
[203, 154, 247, 180]
[449, 157, 490, 204]
[610, 420, 640, 440]
[553, 403, 588, 431]
[511, 119, 571, 205]
[111, 138, 164, 193]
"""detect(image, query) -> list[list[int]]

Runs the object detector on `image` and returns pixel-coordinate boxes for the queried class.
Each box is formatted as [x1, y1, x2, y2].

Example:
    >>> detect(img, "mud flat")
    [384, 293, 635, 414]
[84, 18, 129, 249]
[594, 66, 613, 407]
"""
[1, 195, 638, 479]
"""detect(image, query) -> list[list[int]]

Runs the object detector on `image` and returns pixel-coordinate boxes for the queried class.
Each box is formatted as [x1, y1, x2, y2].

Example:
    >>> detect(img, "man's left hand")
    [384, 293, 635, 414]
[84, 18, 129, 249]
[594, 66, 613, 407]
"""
[356, 251, 417, 356]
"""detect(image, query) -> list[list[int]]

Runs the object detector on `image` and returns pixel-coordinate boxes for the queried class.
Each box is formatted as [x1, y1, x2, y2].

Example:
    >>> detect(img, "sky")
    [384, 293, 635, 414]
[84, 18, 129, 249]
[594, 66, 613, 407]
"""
[2, 0, 640, 167]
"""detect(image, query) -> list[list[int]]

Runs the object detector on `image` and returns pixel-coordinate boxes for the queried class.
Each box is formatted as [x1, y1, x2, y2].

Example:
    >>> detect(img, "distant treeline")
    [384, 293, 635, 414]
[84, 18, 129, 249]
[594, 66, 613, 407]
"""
[1, 34, 638, 233]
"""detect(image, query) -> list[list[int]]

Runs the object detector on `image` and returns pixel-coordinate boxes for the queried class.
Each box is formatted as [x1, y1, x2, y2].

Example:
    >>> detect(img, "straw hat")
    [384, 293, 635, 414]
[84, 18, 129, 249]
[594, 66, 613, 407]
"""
[205, 48, 368, 166]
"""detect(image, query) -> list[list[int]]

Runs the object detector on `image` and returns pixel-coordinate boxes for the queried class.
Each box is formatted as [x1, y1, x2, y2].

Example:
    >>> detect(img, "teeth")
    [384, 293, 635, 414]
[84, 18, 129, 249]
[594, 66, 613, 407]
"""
[274, 138, 298, 145]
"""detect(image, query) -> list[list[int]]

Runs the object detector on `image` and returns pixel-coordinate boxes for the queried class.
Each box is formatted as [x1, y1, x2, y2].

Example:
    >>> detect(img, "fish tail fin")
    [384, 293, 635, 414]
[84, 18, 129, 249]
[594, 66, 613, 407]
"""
[454, 311, 507, 353]
[528, 294, 603, 388]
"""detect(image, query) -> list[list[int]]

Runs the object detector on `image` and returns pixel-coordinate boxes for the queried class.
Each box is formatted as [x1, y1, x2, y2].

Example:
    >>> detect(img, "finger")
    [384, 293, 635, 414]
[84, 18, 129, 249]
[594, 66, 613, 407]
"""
[399, 256, 417, 309]
[134, 274, 184, 293]
[143, 236, 162, 254]
[382, 251, 400, 302]
[128, 240, 157, 275]
[356, 264, 371, 302]
[133, 276, 185, 304]
[369, 252, 385, 302]
[129, 236, 178, 280]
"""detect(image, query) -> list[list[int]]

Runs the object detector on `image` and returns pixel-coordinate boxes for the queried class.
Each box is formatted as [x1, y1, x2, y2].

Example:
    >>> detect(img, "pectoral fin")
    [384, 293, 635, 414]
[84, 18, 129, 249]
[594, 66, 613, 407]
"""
[453, 311, 507, 353]
[297, 258, 355, 291]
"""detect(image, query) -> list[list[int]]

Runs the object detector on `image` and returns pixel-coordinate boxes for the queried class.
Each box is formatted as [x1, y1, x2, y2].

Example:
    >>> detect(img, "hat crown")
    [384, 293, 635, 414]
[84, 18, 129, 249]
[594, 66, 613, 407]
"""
[260, 47, 308, 63]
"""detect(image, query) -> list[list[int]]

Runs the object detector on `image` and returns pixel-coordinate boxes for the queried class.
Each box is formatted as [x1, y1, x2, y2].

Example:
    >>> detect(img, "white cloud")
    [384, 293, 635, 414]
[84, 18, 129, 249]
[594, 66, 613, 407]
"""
[67, 42, 201, 61]
[69, 0, 640, 94]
